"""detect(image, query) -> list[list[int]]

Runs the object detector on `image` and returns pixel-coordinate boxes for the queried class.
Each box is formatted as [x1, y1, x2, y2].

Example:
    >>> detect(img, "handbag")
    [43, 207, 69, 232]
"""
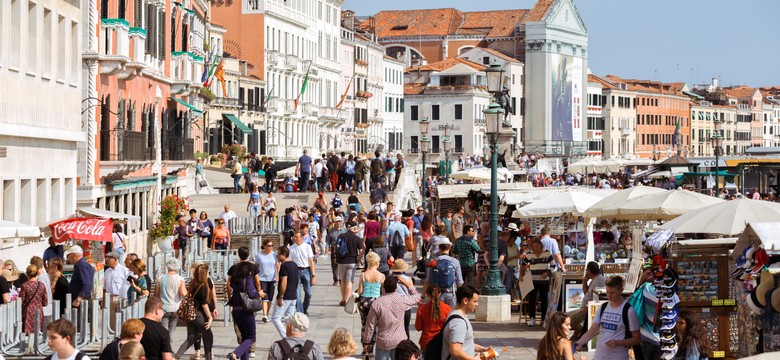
[344, 292, 359, 314]
[176, 284, 202, 322]
[240, 277, 262, 313]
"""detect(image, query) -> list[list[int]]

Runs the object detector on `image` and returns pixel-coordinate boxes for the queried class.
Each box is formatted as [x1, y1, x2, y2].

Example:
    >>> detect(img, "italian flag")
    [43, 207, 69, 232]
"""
[294, 63, 312, 110]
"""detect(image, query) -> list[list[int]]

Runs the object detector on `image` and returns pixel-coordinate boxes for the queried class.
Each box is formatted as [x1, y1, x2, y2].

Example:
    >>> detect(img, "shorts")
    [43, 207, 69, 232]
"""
[260, 281, 276, 301]
[337, 263, 357, 283]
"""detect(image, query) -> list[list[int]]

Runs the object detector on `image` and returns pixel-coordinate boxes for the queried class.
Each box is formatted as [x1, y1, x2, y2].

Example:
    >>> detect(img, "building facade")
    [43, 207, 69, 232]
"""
[0, 0, 82, 262]
[382, 55, 405, 152]
[589, 75, 637, 160]
[690, 102, 737, 157]
[585, 80, 604, 157]
[721, 86, 761, 154]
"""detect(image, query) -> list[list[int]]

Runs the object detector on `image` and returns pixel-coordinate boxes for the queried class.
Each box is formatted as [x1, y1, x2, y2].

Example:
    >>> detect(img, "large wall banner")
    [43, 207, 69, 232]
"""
[550, 54, 583, 141]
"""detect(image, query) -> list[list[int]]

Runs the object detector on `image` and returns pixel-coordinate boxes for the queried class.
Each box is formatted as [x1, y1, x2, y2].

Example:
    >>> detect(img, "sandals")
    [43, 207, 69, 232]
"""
[227, 354, 238, 360]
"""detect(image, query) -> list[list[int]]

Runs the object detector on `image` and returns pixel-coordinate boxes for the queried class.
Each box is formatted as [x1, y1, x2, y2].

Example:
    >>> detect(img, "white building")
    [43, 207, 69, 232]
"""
[382, 55, 405, 152]
[264, 0, 343, 161]
[0, 0, 83, 261]
[585, 80, 604, 157]
[589, 74, 637, 160]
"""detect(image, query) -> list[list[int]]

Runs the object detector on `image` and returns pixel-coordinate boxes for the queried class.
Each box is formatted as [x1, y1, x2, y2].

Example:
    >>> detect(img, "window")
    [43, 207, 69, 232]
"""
[482, 56, 490, 65]
[454, 135, 463, 151]
[454, 104, 463, 120]
[432, 135, 440, 153]
[28, 1, 37, 71]
[432, 105, 439, 120]
[410, 105, 418, 120]
[42, 8, 52, 78]
[411, 136, 419, 151]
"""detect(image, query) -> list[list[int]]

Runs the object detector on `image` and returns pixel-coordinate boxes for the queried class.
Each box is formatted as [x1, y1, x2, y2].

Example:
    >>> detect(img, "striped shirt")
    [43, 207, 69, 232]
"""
[522, 250, 553, 283]
[362, 289, 421, 350]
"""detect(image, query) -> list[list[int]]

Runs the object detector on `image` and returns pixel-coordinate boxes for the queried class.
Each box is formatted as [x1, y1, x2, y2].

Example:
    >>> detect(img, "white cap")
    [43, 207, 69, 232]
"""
[65, 245, 84, 256]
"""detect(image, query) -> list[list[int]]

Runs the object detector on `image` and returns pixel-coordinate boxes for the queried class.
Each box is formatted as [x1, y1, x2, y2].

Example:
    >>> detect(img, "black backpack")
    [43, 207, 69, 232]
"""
[424, 313, 467, 360]
[276, 339, 315, 360]
[599, 302, 644, 360]
[390, 229, 405, 247]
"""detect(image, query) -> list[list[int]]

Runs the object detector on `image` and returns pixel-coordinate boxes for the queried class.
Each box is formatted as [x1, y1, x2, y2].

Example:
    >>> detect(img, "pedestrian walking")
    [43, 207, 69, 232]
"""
[104, 251, 132, 331]
[46, 319, 89, 360]
[196, 211, 214, 252]
[337, 221, 365, 306]
[154, 258, 187, 340]
[111, 224, 128, 260]
[138, 297, 174, 360]
[451, 207, 465, 239]
[263, 157, 278, 193]
[295, 149, 313, 193]
[390, 259, 414, 340]
[99, 318, 144, 360]
[212, 218, 231, 251]
[676, 310, 712, 360]
[438, 285, 490, 359]
[520, 238, 553, 327]
[362, 276, 421, 360]
[452, 225, 480, 287]
[537, 312, 584, 360]
[328, 328, 359, 360]
[574, 276, 640, 360]
[386, 215, 409, 261]
[65, 245, 94, 309]
[393, 154, 406, 191]
[174, 264, 214, 360]
[19, 264, 47, 334]
[247, 183, 262, 219]
[357, 252, 385, 351]
[369, 151, 384, 191]
[29, 257, 53, 324]
[231, 157, 243, 193]
[415, 286, 452, 355]
[255, 238, 278, 323]
[326, 216, 346, 286]
[271, 245, 299, 338]
[371, 237, 391, 278]
[289, 230, 316, 314]
[226, 247, 264, 360]
[314, 158, 327, 192]
[267, 313, 325, 360]
[424, 238, 463, 307]
[173, 216, 194, 266]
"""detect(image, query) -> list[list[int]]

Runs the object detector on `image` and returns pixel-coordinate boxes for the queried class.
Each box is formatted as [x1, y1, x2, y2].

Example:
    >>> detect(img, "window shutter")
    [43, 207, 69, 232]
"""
[145, 4, 154, 54]
[238, 87, 244, 103]
[247, 89, 253, 108]
[118, 0, 126, 19]
[159, 10, 165, 60]
[260, 88, 265, 111]
[134, 0, 143, 27]
[170, 15, 176, 53]
[101, 0, 109, 19]
[255, 87, 260, 109]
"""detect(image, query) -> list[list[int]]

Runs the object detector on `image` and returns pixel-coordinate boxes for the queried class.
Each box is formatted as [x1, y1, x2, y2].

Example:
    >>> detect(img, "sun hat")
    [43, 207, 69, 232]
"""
[390, 259, 410, 272]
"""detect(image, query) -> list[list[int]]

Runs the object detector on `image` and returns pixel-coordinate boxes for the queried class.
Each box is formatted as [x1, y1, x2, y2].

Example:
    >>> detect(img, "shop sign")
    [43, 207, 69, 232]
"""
[49, 217, 114, 243]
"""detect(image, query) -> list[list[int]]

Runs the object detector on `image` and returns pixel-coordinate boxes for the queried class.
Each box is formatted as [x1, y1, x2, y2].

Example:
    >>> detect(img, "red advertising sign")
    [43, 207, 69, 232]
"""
[49, 217, 114, 243]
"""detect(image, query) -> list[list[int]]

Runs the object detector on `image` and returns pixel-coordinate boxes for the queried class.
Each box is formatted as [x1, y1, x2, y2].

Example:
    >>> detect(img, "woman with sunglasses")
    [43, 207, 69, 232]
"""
[254, 238, 278, 323]
[212, 219, 231, 253]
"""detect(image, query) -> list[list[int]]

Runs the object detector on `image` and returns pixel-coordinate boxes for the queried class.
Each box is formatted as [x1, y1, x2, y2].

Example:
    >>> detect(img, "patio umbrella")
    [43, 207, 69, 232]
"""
[600, 189, 724, 221]
[659, 199, 780, 236]
[585, 186, 669, 218]
[450, 167, 510, 181]
[514, 190, 603, 218]
[567, 158, 601, 174]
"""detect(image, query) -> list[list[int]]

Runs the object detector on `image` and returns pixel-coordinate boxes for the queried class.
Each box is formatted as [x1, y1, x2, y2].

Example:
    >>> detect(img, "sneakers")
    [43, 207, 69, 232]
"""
[262, 316, 268, 323]
[528, 318, 537, 327]
[249, 352, 256, 358]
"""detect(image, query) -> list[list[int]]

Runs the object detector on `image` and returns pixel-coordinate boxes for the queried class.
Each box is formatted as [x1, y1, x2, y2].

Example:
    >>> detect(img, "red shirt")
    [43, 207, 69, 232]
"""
[364, 220, 381, 239]
[415, 300, 452, 350]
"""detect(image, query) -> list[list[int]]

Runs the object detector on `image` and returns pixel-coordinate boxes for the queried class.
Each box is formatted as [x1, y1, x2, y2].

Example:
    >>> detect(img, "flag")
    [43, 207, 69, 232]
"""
[204, 56, 220, 87]
[214, 60, 226, 98]
[264, 85, 275, 107]
[201, 46, 215, 83]
[294, 62, 312, 110]
[336, 76, 354, 109]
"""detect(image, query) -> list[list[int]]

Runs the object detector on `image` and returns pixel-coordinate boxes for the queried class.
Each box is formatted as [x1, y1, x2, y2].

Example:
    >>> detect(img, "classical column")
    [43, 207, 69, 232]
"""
[83, 0, 99, 186]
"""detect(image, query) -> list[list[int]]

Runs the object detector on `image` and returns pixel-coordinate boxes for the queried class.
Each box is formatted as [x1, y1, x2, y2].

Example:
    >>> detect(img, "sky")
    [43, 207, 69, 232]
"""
[342, 0, 780, 88]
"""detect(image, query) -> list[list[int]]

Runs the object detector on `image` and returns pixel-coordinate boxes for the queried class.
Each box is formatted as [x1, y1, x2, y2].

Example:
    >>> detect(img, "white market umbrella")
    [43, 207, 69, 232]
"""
[567, 158, 601, 174]
[0, 220, 41, 239]
[659, 199, 780, 236]
[450, 167, 510, 182]
[515, 190, 603, 218]
[600, 189, 724, 221]
[585, 186, 669, 218]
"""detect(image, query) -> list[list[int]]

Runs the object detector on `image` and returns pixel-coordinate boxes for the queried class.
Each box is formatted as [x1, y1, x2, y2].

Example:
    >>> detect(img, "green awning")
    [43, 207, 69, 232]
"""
[223, 114, 252, 134]
[682, 171, 736, 178]
[170, 97, 203, 115]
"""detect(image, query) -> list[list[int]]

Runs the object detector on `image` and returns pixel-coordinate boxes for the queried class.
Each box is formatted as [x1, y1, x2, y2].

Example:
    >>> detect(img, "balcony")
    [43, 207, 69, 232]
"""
[267, 98, 284, 112]
[285, 54, 299, 71]
[171, 52, 203, 95]
[98, 18, 130, 75]
[165, 137, 195, 161]
[454, 147, 464, 154]
[244, 102, 262, 113]
[474, 118, 486, 125]
[302, 102, 318, 117]
[99, 130, 153, 162]
[356, 90, 373, 99]
[355, 59, 368, 67]
[285, 99, 296, 114]
[621, 127, 632, 136]
[267, 50, 279, 66]
[213, 97, 242, 108]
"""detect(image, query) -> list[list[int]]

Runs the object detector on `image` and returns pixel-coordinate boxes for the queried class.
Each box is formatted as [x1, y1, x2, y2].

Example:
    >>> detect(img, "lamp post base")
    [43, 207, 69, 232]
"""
[475, 294, 511, 322]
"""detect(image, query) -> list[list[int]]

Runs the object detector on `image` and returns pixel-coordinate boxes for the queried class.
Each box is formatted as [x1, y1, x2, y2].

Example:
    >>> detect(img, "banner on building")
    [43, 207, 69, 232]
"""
[49, 217, 114, 243]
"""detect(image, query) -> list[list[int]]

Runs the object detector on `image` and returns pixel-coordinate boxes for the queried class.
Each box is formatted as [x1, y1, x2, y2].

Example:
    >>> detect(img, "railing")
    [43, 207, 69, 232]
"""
[454, 147, 464, 154]
[99, 130, 151, 161]
[409, 148, 420, 154]
[165, 137, 194, 161]
[213, 97, 242, 108]
[285, 54, 299, 71]
[244, 103, 262, 113]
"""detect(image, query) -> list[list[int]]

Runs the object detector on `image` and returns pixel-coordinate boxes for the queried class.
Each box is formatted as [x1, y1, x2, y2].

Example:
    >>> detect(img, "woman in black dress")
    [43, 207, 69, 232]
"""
[47, 258, 69, 316]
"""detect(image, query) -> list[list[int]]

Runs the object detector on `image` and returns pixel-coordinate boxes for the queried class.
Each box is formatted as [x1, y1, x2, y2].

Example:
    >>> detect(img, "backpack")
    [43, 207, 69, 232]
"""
[432, 257, 456, 289]
[385, 159, 394, 171]
[276, 339, 315, 360]
[177, 284, 203, 322]
[46, 352, 87, 360]
[599, 302, 644, 360]
[424, 314, 467, 360]
[390, 228, 405, 247]
[335, 233, 349, 261]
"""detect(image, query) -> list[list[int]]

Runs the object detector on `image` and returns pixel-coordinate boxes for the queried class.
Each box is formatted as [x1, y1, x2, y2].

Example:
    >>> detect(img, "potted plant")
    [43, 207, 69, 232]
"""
[149, 194, 189, 252]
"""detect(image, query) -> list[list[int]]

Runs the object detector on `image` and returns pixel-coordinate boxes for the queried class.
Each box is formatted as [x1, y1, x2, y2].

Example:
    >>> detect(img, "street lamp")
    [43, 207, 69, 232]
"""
[711, 116, 724, 195]
[481, 101, 506, 296]
[419, 117, 430, 209]
[442, 124, 453, 183]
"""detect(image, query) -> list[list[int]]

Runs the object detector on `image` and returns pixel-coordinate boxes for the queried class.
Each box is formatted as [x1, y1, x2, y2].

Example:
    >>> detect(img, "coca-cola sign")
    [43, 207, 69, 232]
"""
[49, 217, 114, 243]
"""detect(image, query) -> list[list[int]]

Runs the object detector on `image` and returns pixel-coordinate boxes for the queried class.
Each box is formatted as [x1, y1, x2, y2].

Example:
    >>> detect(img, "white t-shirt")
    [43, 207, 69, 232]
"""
[289, 243, 314, 268]
[593, 301, 639, 360]
[50, 351, 89, 360]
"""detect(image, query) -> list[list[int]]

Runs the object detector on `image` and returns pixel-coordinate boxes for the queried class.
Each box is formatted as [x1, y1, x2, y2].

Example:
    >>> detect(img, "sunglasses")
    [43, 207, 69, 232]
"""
[265, 244, 274, 248]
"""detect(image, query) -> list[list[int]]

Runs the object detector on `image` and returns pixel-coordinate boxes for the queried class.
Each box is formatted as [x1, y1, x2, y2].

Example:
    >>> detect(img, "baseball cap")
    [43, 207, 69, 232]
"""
[660, 310, 678, 322]
[334, 216, 343, 222]
[660, 294, 680, 309]
[659, 268, 679, 288]
[287, 312, 309, 332]
[659, 321, 677, 331]
[65, 245, 84, 256]
[105, 251, 121, 259]
[660, 332, 676, 342]
[347, 221, 358, 228]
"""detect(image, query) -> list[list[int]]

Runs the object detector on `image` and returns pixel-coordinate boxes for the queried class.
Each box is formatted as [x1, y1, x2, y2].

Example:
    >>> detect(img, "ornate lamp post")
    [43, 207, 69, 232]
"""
[711, 116, 724, 195]
[419, 117, 430, 209]
[481, 101, 506, 295]
[442, 124, 453, 183]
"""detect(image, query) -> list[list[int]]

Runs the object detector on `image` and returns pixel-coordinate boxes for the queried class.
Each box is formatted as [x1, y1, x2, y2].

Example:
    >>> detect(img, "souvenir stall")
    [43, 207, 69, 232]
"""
[730, 222, 780, 357]
[48, 217, 114, 265]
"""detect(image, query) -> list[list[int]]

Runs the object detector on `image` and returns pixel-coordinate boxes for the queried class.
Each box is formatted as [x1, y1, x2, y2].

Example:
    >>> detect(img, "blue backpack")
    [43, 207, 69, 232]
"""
[335, 234, 349, 260]
[433, 258, 456, 289]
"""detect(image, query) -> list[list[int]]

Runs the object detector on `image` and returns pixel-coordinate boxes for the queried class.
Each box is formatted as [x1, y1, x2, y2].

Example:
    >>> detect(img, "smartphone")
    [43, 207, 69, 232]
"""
[572, 343, 578, 354]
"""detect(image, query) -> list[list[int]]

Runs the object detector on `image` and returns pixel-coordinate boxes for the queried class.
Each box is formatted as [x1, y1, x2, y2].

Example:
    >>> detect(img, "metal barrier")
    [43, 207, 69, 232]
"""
[227, 215, 283, 235]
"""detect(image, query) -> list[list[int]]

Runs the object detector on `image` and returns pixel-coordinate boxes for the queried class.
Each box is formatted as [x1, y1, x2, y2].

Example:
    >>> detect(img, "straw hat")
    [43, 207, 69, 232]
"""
[1, 269, 18, 283]
[390, 259, 409, 272]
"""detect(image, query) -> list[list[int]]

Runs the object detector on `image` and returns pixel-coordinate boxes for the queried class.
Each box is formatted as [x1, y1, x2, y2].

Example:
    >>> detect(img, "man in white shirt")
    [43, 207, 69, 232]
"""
[219, 204, 238, 222]
[104, 251, 132, 332]
[570, 261, 607, 336]
[539, 227, 566, 272]
[575, 276, 640, 360]
[289, 230, 316, 315]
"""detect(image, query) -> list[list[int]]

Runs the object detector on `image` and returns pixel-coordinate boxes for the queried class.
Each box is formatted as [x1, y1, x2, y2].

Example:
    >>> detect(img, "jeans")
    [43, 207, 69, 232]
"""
[527, 281, 550, 321]
[346, 173, 355, 190]
[462, 266, 476, 287]
[249, 204, 261, 218]
[375, 347, 395, 360]
[271, 299, 297, 338]
[439, 291, 455, 308]
[297, 268, 313, 313]
[317, 177, 327, 193]
[175, 311, 213, 358]
[233, 174, 241, 193]
[160, 311, 178, 341]
[231, 310, 256, 360]
[299, 172, 311, 192]
[390, 245, 406, 261]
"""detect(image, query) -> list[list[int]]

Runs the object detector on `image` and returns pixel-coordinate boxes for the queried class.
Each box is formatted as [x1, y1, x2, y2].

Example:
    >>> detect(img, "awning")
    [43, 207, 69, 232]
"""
[77, 207, 141, 231]
[49, 217, 114, 243]
[681, 171, 736, 178]
[170, 97, 204, 115]
[223, 114, 252, 134]
[0, 220, 41, 239]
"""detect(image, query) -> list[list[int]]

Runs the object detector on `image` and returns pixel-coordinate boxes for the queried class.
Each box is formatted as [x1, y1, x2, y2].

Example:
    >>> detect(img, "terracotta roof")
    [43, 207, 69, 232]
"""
[404, 84, 426, 95]
[588, 74, 619, 90]
[721, 86, 757, 99]
[405, 57, 486, 73]
[659, 154, 691, 165]
[383, 54, 405, 63]
[603, 75, 685, 95]
[458, 10, 529, 37]
[475, 47, 522, 63]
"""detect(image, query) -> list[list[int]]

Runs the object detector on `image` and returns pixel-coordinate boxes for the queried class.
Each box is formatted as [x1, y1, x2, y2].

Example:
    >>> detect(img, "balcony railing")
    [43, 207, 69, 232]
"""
[285, 54, 299, 71]
[454, 147, 464, 154]
[100, 130, 152, 161]
[165, 137, 194, 161]
[244, 103, 262, 112]
[409, 148, 420, 154]
[213, 97, 242, 108]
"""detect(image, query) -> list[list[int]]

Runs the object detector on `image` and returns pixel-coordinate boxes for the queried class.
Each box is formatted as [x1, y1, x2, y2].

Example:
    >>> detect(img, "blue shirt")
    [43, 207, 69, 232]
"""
[412, 214, 424, 231]
[298, 155, 313, 173]
[255, 252, 278, 282]
[43, 245, 64, 263]
[386, 221, 410, 242]
[69, 258, 95, 299]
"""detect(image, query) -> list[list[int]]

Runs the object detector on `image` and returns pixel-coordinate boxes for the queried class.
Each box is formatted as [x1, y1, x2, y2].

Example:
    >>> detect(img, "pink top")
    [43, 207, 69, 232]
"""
[364, 220, 381, 239]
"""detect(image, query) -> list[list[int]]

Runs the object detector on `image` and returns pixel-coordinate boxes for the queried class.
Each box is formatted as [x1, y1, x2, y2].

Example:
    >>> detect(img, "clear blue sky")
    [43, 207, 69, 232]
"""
[343, 0, 780, 87]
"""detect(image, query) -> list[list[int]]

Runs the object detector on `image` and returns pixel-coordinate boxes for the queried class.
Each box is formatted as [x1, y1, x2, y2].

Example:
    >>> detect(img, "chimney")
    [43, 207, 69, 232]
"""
[712, 77, 719, 90]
